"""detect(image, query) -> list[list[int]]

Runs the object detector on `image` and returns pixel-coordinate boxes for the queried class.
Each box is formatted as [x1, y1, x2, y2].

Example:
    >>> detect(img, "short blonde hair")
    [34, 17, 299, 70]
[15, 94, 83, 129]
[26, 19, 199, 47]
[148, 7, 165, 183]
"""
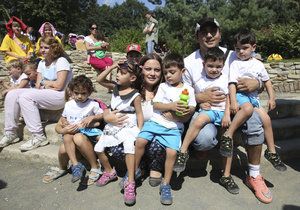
[6, 59, 24, 70]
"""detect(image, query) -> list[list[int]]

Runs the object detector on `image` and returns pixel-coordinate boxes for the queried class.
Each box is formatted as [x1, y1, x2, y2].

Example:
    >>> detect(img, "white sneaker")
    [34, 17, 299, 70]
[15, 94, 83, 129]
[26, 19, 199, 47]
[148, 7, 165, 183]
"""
[0, 133, 20, 147]
[19, 134, 49, 151]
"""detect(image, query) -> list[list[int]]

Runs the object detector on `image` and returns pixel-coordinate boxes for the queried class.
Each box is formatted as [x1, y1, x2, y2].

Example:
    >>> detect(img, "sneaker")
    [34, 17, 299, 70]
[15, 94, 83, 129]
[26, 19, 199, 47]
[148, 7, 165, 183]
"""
[96, 169, 117, 187]
[245, 175, 273, 204]
[173, 151, 189, 173]
[19, 134, 49, 151]
[124, 181, 136, 206]
[119, 168, 142, 189]
[264, 149, 287, 171]
[219, 175, 239, 194]
[71, 162, 86, 183]
[219, 135, 233, 157]
[0, 133, 20, 147]
[160, 183, 172, 205]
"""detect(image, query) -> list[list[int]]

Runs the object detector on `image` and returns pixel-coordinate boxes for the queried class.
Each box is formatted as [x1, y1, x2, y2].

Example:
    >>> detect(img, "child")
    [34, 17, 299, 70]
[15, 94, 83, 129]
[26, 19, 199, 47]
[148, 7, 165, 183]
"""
[94, 61, 143, 206]
[134, 53, 196, 205]
[220, 29, 286, 171]
[93, 31, 109, 59]
[61, 75, 104, 184]
[1, 59, 29, 96]
[23, 62, 38, 88]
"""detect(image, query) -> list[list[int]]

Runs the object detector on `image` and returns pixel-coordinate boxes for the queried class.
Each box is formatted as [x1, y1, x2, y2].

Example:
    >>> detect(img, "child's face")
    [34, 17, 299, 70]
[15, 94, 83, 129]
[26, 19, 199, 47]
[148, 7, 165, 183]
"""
[72, 86, 91, 103]
[203, 58, 224, 79]
[235, 41, 256, 61]
[44, 25, 53, 37]
[12, 22, 21, 35]
[24, 67, 37, 81]
[116, 68, 135, 86]
[9, 67, 22, 79]
[127, 51, 142, 64]
[40, 42, 50, 57]
[163, 65, 184, 87]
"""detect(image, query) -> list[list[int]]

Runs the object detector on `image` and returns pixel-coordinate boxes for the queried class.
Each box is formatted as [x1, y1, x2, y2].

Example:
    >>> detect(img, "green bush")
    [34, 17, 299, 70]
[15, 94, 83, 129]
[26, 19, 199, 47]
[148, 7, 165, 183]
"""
[255, 23, 300, 59]
[109, 28, 145, 53]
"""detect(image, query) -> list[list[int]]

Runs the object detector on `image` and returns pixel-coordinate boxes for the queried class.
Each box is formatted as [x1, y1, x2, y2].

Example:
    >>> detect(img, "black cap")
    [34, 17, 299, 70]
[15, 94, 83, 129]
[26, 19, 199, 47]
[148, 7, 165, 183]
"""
[195, 17, 220, 33]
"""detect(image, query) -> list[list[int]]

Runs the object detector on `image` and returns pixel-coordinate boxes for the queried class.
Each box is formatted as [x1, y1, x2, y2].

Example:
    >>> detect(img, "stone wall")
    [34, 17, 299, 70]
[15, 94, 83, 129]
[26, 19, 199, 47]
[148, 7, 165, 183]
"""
[0, 51, 300, 110]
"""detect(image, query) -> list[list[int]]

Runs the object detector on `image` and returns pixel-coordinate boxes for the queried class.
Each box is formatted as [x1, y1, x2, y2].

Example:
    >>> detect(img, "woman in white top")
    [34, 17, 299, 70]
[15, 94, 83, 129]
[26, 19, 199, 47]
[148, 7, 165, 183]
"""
[0, 37, 73, 151]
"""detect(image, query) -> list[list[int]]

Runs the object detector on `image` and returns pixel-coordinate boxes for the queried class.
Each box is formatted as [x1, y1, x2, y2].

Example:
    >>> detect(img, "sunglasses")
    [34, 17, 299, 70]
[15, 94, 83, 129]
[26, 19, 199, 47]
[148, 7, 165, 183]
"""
[90, 27, 97, 30]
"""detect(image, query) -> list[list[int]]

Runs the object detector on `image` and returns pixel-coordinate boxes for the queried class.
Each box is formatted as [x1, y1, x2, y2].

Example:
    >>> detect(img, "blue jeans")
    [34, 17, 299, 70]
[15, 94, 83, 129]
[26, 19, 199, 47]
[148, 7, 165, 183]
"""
[146, 40, 155, 54]
[191, 110, 264, 151]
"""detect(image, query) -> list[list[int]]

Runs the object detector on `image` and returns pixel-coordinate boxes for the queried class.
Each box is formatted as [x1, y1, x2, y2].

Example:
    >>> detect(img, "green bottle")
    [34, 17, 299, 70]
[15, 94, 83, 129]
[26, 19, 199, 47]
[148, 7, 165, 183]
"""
[176, 88, 189, 116]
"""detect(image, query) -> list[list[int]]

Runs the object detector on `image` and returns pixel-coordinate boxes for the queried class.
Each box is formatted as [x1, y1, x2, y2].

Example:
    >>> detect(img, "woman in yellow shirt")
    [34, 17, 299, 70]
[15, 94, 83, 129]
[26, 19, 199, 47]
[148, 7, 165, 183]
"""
[35, 22, 62, 58]
[0, 16, 34, 63]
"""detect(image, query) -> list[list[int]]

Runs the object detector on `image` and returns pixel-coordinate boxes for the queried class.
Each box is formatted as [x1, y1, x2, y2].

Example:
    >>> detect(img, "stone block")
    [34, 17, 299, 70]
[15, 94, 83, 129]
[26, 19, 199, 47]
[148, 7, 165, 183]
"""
[288, 74, 300, 79]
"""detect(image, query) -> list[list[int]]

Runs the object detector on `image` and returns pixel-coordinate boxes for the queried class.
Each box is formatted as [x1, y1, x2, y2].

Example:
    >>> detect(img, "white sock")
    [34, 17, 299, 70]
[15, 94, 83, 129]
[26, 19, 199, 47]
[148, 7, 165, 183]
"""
[248, 164, 260, 178]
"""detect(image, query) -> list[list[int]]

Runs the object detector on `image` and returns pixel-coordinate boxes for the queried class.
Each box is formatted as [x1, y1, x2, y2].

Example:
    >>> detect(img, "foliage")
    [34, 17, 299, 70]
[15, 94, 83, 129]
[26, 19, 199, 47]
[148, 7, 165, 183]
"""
[109, 28, 145, 53]
[255, 23, 300, 59]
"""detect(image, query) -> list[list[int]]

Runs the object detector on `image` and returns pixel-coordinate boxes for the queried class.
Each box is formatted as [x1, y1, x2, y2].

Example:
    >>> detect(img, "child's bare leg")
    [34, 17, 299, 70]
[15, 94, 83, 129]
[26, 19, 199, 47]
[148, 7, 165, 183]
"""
[58, 144, 69, 170]
[163, 148, 177, 184]
[254, 107, 276, 153]
[63, 134, 78, 165]
[134, 138, 148, 170]
[225, 103, 254, 138]
[73, 133, 98, 169]
[181, 114, 210, 153]
[126, 154, 135, 182]
[223, 156, 232, 177]
[97, 152, 113, 172]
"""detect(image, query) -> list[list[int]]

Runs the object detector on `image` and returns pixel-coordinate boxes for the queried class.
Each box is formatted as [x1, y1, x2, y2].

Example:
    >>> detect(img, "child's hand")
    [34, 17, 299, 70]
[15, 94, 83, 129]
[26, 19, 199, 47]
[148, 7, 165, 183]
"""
[162, 111, 173, 121]
[221, 114, 231, 128]
[79, 116, 94, 128]
[174, 101, 189, 115]
[230, 101, 239, 114]
[268, 99, 276, 111]
[62, 124, 79, 134]
[200, 102, 211, 110]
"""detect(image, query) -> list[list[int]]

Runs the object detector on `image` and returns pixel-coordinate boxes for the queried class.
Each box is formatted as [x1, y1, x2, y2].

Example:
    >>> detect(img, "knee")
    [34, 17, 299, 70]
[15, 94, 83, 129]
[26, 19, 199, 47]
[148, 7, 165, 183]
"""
[166, 148, 177, 157]
[192, 124, 218, 151]
[136, 138, 147, 149]
[242, 103, 254, 117]
[73, 133, 86, 146]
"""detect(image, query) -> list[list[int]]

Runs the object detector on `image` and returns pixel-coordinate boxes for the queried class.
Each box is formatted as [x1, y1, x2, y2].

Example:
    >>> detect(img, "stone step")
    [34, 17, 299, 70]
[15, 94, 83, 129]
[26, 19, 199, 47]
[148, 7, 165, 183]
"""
[272, 117, 300, 141]
[269, 99, 300, 119]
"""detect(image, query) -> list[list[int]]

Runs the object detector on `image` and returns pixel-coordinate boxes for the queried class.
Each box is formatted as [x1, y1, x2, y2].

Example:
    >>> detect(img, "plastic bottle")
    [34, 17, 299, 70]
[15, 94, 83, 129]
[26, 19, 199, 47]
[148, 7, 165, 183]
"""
[176, 88, 189, 116]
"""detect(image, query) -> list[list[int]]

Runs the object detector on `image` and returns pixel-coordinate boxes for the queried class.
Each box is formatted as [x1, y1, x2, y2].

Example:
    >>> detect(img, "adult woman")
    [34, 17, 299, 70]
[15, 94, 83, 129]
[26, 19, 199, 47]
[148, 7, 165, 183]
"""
[0, 16, 33, 63]
[0, 37, 73, 151]
[84, 23, 113, 72]
[105, 53, 165, 186]
[35, 22, 62, 58]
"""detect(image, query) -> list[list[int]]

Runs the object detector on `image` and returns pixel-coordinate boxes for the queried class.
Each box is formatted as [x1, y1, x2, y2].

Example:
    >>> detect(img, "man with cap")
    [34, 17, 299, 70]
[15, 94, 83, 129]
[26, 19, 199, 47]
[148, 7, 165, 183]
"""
[183, 17, 273, 204]
[126, 44, 142, 64]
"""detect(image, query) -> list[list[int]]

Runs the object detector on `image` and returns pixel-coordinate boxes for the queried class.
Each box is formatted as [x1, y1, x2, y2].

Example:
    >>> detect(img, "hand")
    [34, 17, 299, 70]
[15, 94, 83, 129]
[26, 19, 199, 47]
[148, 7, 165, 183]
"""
[62, 124, 79, 134]
[105, 110, 128, 127]
[230, 101, 239, 115]
[221, 114, 231, 128]
[237, 77, 259, 93]
[79, 116, 95, 128]
[203, 87, 226, 104]
[268, 99, 276, 111]
[162, 111, 173, 121]
[174, 101, 190, 115]
[200, 102, 211, 110]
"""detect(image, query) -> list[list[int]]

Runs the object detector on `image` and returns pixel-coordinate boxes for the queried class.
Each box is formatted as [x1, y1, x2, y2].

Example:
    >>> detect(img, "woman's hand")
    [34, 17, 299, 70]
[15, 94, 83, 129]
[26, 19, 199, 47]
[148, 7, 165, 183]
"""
[62, 124, 79, 134]
[104, 110, 128, 127]
[237, 77, 259, 93]
[200, 102, 211, 110]
[201, 87, 226, 104]
[79, 116, 95, 128]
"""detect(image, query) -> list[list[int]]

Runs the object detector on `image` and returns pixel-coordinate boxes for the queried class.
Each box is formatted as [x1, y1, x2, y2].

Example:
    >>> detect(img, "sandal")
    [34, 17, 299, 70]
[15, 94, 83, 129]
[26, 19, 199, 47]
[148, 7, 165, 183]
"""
[87, 168, 103, 185]
[42, 167, 68, 184]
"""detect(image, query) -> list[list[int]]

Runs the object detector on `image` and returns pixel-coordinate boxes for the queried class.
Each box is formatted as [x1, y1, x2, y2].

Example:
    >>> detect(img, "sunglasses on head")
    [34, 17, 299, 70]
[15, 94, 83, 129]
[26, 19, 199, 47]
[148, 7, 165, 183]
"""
[90, 27, 97, 30]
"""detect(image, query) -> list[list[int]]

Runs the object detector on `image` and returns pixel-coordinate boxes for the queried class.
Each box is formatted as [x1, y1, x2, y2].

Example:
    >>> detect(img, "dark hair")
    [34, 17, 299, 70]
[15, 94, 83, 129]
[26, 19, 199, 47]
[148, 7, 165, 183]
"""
[204, 47, 225, 63]
[89, 23, 97, 29]
[94, 31, 106, 42]
[138, 53, 164, 100]
[118, 61, 141, 89]
[68, 75, 94, 94]
[234, 29, 256, 45]
[163, 52, 184, 70]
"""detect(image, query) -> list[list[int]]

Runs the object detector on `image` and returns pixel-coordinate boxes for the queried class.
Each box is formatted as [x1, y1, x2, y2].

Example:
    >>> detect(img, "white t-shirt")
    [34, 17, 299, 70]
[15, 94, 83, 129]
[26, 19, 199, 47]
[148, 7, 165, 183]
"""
[229, 57, 269, 98]
[10, 73, 29, 87]
[62, 99, 103, 124]
[37, 57, 72, 90]
[84, 36, 95, 54]
[195, 73, 228, 111]
[183, 47, 237, 93]
[151, 82, 197, 129]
